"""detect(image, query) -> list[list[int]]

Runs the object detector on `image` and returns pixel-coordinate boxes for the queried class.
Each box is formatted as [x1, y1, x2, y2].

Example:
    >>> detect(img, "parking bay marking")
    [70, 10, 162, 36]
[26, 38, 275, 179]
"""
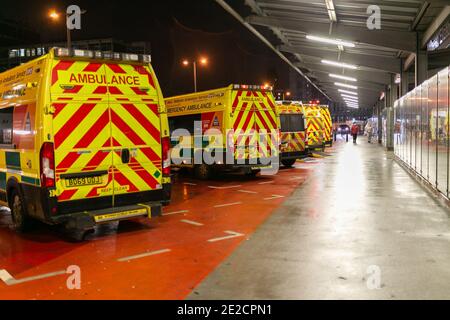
[208, 231, 244, 243]
[208, 185, 242, 189]
[213, 202, 242, 208]
[237, 190, 258, 194]
[258, 181, 274, 185]
[263, 194, 285, 200]
[181, 219, 204, 226]
[162, 210, 189, 216]
[183, 182, 197, 186]
[0, 269, 66, 286]
[117, 249, 171, 262]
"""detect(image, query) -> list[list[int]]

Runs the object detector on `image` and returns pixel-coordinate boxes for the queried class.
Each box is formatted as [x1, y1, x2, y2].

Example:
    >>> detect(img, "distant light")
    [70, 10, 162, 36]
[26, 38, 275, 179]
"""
[182, 59, 189, 66]
[307, 35, 355, 48]
[335, 82, 358, 90]
[48, 10, 60, 20]
[199, 57, 208, 65]
[341, 94, 359, 100]
[286, 91, 291, 96]
[338, 89, 358, 95]
[322, 59, 358, 70]
[330, 74, 357, 82]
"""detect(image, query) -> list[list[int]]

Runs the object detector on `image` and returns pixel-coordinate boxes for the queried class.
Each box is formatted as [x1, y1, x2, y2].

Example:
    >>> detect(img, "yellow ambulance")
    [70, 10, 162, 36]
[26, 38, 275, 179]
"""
[165, 85, 279, 179]
[276, 101, 308, 167]
[320, 105, 333, 147]
[0, 48, 171, 238]
[303, 104, 326, 151]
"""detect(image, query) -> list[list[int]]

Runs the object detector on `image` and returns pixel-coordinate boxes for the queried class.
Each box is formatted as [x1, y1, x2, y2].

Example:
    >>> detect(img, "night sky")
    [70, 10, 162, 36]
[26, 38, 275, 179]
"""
[0, 0, 327, 100]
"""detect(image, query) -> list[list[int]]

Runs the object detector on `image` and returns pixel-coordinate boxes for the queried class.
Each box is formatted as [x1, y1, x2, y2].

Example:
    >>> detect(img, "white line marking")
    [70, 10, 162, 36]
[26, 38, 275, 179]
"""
[208, 185, 242, 189]
[213, 202, 242, 208]
[258, 181, 274, 185]
[0, 269, 66, 286]
[180, 219, 204, 226]
[263, 194, 285, 200]
[237, 190, 258, 194]
[117, 249, 171, 262]
[183, 182, 197, 186]
[208, 230, 244, 242]
[289, 176, 305, 181]
[162, 210, 189, 216]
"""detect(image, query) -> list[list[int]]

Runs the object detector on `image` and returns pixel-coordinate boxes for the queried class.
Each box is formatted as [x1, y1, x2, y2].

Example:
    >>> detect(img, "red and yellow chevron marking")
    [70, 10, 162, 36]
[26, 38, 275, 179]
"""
[230, 90, 278, 160]
[53, 100, 162, 202]
[280, 132, 306, 153]
[306, 117, 324, 147]
[50, 59, 158, 101]
[320, 107, 332, 142]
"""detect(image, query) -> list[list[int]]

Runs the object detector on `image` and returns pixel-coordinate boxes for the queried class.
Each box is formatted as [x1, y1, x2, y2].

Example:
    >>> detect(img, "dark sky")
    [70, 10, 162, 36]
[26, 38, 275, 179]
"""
[0, 0, 327, 100]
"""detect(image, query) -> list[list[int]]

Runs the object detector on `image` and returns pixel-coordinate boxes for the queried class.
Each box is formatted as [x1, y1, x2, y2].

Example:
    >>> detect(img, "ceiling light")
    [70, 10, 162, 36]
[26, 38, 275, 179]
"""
[330, 74, 357, 82]
[325, 0, 337, 22]
[322, 60, 358, 70]
[335, 82, 358, 90]
[347, 105, 359, 109]
[307, 35, 355, 48]
[338, 89, 358, 95]
[341, 94, 358, 99]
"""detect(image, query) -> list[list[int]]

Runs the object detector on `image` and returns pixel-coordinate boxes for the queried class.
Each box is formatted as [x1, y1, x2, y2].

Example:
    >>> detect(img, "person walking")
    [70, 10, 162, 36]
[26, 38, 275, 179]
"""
[351, 122, 359, 144]
[365, 121, 373, 143]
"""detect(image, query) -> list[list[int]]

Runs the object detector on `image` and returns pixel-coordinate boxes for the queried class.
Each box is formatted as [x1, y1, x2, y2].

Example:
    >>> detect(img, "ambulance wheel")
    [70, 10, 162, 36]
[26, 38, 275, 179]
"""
[9, 189, 32, 232]
[194, 164, 212, 180]
[246, 169, 260, 177]
[281, 159, 296, 167]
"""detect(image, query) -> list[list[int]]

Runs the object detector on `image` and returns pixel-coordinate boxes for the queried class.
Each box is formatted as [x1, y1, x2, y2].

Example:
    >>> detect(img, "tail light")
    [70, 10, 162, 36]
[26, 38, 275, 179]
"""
[40, 142, 55, 188]
[162, 137, 171, 176]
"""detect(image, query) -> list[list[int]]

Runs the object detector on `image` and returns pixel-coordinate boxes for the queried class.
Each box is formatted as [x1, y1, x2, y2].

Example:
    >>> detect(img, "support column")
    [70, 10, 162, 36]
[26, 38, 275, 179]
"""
[386, 74, 398, 151]
[401, 58, 410, 97]
[415, 32, 428, 87]
[378, 100, 383, 144]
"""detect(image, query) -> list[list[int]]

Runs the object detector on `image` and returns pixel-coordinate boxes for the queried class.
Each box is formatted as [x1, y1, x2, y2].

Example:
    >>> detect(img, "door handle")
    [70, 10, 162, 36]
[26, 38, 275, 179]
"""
[121, 149, 130, 163]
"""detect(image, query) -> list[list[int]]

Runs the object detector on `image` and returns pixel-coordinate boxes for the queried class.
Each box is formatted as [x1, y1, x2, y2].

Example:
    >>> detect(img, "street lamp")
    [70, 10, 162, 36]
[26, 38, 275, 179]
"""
[182, 57, 208, 92]
[47, 8, 86, 51]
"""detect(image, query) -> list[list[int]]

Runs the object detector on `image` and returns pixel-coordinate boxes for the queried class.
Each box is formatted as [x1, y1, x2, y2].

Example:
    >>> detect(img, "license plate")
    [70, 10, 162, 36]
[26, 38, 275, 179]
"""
[94, 208, 148, 222]
[65, 176, 102, 187]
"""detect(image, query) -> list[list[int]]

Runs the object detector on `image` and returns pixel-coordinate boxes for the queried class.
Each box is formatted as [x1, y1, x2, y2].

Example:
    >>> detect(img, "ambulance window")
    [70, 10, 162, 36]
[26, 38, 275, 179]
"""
[290, 114, 305, 131]
[280, 115, 290, 132]
[0, 107, 13, 146]
[169, 114, 201, 135]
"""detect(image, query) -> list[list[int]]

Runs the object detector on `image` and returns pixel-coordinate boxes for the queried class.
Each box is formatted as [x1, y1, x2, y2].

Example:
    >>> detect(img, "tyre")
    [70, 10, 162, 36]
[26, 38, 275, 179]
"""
[9, 188, 32, 232]
[194, 164, 212, 180]
[246, 169, 260, 177]
[281, 159, 296, 167]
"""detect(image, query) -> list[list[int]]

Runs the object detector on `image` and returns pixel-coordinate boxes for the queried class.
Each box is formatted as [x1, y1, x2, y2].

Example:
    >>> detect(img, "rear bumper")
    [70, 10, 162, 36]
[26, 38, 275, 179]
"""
[52, 202, 162, 230]
[281, 151, 308, 160]
[308, 143, 325, 151]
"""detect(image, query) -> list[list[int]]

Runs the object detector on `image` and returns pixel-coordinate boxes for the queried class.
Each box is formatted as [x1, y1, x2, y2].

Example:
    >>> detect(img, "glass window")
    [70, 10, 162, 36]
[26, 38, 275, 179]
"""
[0, 107, 14, 146]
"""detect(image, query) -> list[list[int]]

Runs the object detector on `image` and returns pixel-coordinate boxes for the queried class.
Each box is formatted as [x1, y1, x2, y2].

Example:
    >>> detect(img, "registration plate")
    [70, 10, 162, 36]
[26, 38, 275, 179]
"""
[65, 176, 102, 187]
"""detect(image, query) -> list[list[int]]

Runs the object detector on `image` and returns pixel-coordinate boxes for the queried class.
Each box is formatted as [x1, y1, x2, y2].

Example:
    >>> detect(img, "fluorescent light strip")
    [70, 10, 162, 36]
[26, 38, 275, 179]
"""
[346, 102, 359, 106]
[335, 82, 358, 90]
[306, 35, 355, 48]
[341, 94, 358, 99]
[330, 74, 357, 82]
[322, 60, 358, 70]
[347, 105, 359, 109]
[338, 89, 358, 95]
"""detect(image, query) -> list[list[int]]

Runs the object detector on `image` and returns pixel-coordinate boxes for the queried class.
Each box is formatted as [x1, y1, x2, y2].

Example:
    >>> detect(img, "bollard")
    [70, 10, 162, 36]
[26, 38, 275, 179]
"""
[346, 133, 348, 142]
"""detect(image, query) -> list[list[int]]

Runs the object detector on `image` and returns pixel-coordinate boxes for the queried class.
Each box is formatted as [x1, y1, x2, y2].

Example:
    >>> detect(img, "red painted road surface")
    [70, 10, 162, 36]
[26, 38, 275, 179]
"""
[0, 149, 332, 299]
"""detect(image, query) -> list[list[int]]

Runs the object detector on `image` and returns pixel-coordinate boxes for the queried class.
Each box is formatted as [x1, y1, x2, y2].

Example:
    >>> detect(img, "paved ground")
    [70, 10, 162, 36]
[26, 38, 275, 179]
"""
[0, 147, 320, 299]
[190, 139, 450, 300]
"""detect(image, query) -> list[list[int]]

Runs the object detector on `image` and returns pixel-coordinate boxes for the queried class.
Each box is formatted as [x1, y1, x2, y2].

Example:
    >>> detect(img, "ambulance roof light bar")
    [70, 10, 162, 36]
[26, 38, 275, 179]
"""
[232, 84, 273, 91]
[53, 47, 151, 63]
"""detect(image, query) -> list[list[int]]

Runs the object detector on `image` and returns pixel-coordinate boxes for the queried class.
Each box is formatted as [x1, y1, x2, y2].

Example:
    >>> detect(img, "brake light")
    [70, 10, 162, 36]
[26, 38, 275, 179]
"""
[40, 142, 55, 188]
[162, 137, 171, 176]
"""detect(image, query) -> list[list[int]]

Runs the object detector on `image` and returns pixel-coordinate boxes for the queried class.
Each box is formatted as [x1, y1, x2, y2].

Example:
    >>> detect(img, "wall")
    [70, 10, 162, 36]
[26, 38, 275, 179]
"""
[394, 66, 449, 197]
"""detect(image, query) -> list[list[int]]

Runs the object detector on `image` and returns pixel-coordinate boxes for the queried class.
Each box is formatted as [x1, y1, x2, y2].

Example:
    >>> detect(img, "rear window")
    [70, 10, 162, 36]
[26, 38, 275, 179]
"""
[169, 114, 201, 135]
[280, 114, 305, 132]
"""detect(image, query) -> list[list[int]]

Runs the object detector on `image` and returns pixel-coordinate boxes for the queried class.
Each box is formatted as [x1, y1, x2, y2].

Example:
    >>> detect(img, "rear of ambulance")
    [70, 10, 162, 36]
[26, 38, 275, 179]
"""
[44, 48, 170, 230]
[228, 85, 279, 172]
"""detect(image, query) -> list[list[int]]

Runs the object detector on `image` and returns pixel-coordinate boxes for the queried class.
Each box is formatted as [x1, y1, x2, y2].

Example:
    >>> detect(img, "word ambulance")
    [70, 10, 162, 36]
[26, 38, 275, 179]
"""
[69, 73, 141, 86]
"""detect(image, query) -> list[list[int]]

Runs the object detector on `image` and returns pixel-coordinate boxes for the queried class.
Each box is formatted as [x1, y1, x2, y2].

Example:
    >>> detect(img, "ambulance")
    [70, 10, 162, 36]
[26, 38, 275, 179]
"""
[303, 104, 326, 152]
[320, 105, 333, 147]
[165, 85, 279, 179]
[0, 48, 171, 238]
[276, 101, 308, 167]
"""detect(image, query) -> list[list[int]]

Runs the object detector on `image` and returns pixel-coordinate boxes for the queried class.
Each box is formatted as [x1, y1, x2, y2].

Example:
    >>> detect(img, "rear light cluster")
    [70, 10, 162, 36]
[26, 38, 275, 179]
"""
[54, 47, 151, 63]
[40, 142, 55, 188]
[162, 137, 171, 176]
[232, 84, 273, 91]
